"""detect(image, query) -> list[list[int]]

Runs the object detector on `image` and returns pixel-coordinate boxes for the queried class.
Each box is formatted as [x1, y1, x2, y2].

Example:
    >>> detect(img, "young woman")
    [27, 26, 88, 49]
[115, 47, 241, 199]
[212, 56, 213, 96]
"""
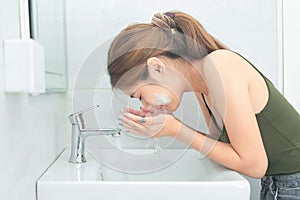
[107, 11, 300, 199]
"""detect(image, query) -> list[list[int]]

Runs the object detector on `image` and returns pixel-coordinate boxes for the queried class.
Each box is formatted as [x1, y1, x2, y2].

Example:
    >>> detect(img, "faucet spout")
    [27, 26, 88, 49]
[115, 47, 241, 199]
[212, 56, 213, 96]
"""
[68, 105, 121, 163]
[81, 128, 121, 137]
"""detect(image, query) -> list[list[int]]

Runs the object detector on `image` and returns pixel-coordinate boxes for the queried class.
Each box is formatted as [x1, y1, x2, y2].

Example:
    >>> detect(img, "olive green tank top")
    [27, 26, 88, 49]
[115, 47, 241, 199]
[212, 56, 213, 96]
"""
[202, 53, 300, 176]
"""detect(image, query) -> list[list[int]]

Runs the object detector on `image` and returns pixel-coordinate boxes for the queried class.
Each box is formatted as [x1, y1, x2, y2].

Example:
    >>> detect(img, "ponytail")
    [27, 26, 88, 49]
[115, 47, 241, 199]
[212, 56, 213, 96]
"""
[172, 12, 228, 59]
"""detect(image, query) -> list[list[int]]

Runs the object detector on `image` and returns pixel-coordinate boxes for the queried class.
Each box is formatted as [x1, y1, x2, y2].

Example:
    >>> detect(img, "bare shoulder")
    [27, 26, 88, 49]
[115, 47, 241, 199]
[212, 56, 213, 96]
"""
[207, 49, 235, 61]
[201, 49, 252, 115]
[207, 50, 247, 69]
[203, 49, 251, 81]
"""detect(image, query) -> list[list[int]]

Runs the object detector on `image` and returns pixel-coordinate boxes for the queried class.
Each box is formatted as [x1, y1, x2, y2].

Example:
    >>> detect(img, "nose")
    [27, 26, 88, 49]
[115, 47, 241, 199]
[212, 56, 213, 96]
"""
[141, 106, 151, 113]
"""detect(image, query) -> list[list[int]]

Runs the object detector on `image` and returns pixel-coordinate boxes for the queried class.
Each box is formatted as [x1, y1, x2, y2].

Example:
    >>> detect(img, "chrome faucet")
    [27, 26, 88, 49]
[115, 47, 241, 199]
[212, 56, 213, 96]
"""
[68, 105, 121, 163]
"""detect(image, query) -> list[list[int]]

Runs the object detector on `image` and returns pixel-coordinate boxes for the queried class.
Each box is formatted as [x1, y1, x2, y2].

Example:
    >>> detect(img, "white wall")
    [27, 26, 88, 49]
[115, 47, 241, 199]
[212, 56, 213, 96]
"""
[283, 0, 300, 112]
[0, 0, 66, 200]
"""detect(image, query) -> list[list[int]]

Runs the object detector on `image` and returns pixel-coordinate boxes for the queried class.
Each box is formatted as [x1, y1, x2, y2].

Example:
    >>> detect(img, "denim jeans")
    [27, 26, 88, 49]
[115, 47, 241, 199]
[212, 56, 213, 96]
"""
[260, 171, 300, 200]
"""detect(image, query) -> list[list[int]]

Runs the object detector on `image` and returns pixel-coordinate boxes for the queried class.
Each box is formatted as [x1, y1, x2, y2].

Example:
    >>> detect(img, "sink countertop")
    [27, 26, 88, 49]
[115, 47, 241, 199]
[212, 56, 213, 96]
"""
[37, 148, 250, 200]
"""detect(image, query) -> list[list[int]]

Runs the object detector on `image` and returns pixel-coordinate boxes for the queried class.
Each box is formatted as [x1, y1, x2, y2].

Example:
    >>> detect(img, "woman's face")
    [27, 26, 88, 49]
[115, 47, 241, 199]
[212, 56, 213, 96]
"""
[129, 83, 180, 114]
[118, 56, 190, 114]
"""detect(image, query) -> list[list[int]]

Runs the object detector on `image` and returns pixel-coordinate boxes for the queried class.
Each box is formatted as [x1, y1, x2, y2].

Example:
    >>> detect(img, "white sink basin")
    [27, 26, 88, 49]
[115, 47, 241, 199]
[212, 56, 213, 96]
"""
[37, 148, 250, 200]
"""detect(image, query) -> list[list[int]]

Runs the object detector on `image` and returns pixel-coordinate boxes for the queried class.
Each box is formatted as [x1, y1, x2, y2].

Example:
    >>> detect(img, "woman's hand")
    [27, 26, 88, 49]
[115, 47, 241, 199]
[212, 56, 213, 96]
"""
[118, 108, 180, 138]
[121, 107, 148, 117]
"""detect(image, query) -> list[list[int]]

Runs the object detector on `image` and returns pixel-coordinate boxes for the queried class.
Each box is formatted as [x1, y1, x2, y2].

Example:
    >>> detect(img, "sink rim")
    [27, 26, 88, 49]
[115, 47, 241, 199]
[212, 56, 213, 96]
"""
[38, 148, 250, 185]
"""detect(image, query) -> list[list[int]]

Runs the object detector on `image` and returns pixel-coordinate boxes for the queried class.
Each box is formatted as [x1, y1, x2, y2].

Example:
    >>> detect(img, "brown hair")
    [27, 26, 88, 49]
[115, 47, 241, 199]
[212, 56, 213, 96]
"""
[107, 11, 228, 88]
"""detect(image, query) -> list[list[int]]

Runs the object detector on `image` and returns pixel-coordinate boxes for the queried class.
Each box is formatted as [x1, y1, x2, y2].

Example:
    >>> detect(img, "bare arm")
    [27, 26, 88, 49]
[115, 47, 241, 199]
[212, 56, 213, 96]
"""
[175, 50, 268, 178]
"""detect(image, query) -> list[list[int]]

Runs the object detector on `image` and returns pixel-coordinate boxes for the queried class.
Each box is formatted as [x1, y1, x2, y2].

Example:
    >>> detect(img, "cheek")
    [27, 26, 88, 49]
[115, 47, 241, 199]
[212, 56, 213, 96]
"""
[154, 93, 171, 105]
[168, 96, 180, 112]
[145, 93, 172, 106]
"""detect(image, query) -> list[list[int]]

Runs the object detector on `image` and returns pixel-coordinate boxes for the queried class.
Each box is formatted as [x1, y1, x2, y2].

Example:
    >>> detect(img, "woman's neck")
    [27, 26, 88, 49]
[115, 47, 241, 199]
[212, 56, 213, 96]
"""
[184, 59, 209, 95]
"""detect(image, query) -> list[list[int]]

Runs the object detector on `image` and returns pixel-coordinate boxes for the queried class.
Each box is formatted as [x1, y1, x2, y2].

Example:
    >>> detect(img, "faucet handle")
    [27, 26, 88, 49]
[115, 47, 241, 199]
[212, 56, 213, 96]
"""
[73, 105, 100, 116]
[68, 105, 100, 127]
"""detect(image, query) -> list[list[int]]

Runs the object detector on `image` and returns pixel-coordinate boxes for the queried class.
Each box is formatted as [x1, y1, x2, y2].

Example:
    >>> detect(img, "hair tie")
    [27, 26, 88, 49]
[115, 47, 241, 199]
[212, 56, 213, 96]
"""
[165, 12, 175, 19]
[151, 12, 176, 30]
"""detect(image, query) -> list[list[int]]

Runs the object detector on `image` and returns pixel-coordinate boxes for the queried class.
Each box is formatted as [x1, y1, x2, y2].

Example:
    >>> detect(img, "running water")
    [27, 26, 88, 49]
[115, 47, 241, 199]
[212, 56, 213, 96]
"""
[149, 94, 170, 166]
[153, 137, 161, 159]
[111, 135, 129, 180]
[153, 137, 164, 177]
[114, 135, 122, 150]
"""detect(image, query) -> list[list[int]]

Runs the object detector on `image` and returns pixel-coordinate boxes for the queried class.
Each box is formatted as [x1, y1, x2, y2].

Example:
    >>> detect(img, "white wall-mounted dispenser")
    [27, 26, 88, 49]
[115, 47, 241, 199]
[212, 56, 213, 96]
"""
[3, 39, 46, 94]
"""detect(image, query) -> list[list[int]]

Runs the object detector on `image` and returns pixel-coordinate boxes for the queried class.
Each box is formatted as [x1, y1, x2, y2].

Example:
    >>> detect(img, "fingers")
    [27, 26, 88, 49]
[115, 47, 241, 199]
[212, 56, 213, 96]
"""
[121, 115, 145, 130]
[122, 107, 147, 117]
[122, 112, 151, 124]
[141, 106, 151, 113]
[121, 112, 168, 126]
[118, 114, 150, 137]
[118, 110, 169, 138]
[121, 106, 167, 118]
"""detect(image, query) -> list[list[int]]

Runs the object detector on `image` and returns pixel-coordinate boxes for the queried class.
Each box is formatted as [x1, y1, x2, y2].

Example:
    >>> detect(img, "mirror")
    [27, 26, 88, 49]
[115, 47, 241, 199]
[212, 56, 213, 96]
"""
[29, 0, 68, 92]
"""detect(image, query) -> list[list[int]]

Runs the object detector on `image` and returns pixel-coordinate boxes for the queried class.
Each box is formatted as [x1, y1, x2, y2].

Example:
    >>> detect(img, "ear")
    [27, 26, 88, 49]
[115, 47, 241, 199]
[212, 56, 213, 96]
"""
[146, 57, 165, 80]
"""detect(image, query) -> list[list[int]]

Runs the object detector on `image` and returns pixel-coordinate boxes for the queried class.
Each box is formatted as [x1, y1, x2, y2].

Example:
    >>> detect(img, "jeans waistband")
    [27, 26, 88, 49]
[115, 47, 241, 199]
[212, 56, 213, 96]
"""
[262, 171, 300, 188]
